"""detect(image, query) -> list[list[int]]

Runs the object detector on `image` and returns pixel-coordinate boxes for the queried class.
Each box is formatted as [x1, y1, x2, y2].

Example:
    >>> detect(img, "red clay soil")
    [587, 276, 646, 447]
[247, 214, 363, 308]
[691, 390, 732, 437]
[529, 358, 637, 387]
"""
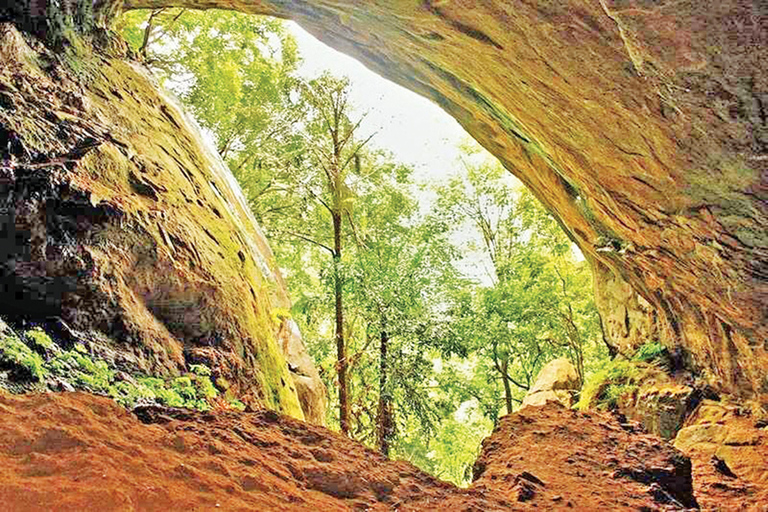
[0, 392, 703, 511]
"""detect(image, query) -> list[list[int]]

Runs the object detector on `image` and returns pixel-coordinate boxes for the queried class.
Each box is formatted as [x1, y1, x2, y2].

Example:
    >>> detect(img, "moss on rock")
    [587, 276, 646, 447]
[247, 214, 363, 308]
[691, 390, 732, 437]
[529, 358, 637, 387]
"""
[0, 25, 307, 420]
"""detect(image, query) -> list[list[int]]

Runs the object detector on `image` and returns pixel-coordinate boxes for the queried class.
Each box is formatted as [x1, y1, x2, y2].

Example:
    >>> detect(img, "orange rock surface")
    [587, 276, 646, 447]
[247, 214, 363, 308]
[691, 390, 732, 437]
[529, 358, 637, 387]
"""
[0, 392, 713, 511]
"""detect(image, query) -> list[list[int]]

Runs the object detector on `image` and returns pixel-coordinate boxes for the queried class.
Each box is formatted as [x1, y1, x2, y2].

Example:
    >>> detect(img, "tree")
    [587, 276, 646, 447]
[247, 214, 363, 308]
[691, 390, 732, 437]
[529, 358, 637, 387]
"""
[347, 177, 463, 454]
[297, 74, 375, 435]
[434, 144, 604, 418]
[120, 9, 302, 171]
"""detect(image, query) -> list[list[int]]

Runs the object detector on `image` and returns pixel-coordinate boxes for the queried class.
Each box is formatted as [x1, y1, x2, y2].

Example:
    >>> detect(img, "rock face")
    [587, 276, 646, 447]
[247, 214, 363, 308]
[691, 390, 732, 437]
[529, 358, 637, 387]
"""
[111, 0, 768, 403]
[521, 358, 580, 408]
[0, 25, 325, 420]
[276, 319, 327, 425]
[474, 403, 698, 509]
[625, 382, 699, 440]
[674, 399, 768, 509]
[0, 392, 702, 510]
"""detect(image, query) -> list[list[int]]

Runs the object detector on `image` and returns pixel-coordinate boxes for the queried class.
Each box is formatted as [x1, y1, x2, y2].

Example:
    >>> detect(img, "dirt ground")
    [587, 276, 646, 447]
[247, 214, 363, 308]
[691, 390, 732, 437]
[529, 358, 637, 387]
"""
[5, 392, 758, 511]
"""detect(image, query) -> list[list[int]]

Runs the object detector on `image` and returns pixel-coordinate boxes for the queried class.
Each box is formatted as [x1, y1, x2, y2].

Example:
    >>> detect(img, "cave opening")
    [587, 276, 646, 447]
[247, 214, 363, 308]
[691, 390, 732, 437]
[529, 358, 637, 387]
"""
[106, 7, 612, 486]
[1, 3, 767, 507]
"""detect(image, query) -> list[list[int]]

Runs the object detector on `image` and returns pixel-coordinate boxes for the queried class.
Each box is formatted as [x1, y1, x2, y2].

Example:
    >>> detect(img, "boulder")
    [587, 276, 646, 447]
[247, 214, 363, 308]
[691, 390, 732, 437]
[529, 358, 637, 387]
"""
[276, 319, 327, 425]
[522, 358, 580, 408]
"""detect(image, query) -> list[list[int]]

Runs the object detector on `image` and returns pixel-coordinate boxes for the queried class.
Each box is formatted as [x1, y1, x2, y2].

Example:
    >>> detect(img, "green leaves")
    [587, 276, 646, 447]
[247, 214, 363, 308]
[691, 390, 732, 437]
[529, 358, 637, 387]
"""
[0, 331, 47, 382]
[431, 142, 606, 419]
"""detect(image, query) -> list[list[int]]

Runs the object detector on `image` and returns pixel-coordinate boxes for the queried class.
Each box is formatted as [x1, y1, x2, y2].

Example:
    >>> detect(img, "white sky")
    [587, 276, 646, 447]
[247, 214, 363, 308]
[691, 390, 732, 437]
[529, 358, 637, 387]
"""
[287, 22, 470, 183]
[287, 23, 521, 284]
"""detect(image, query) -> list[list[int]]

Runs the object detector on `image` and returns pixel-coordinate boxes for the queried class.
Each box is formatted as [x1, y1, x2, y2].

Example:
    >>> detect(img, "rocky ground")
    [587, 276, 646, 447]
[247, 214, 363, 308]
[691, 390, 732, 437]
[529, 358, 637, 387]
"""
[5, 391, 762, 511]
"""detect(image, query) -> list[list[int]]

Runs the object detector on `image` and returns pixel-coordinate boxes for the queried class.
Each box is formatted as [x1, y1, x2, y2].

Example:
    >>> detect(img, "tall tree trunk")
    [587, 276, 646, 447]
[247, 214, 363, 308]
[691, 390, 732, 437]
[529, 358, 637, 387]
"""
[377, 317, 392, 456]
[332, 211, 349, 435]
[501, 357, 513, 415]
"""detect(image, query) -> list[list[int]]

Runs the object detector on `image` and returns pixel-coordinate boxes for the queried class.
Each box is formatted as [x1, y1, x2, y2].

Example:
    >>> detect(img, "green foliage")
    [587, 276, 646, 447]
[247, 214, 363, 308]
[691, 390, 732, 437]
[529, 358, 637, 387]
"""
[633, 341, 667, 363]
[189, 364, 212, 377]
[229, 398, 247, 411]
[393, 400, 492, 486]
[432, 146, 606, 419]
[575, 359, 643, 411]
[25, 328, 55, 351]
[1, 322, 220, 412]
[0, 332, 47, 381]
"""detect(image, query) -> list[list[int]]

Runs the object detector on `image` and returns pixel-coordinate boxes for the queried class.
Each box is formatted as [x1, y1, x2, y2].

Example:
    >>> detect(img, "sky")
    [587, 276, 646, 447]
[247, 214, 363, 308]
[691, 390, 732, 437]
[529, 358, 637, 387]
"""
[286, 22, 523, 284]
[286, 22, 471, 184]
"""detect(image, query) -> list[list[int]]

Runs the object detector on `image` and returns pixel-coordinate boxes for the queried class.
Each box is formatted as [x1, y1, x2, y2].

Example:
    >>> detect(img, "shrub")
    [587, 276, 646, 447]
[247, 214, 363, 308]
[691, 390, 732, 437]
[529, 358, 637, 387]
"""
[633, 341, 667, 363]
[575, 359, 643, 411]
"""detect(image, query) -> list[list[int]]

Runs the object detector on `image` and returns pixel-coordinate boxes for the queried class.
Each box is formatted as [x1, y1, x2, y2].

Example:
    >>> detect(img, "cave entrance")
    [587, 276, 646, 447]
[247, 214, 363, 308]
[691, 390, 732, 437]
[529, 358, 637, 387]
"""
[114, 8, 609, 486]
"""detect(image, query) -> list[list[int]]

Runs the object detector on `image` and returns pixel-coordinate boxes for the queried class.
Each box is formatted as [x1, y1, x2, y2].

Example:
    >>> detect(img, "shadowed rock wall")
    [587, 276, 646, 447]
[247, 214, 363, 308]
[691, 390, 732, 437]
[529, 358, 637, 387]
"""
[0, 24, 326, 422]
[113, 1, 767, 401]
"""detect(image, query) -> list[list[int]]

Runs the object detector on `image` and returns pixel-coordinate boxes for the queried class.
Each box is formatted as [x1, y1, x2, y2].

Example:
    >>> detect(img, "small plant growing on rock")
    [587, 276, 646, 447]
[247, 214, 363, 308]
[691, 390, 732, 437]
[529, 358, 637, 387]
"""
[228, 398, 246, 411]
[575, 360, 643, 411]
[633, 341, 667, 363]
[0, 332, 47, 382]
[24, 327, 55, 352]
[1, 321, 227, 412]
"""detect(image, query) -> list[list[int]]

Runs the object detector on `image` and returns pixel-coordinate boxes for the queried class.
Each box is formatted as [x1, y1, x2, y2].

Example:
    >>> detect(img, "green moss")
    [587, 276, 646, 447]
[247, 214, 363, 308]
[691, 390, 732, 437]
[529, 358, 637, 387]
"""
[190, 364, 212, 377]
[15, 324, 222, 412]
[250, 305, 304, 420]
[0, 332, 47, 381]
[24, 327, 55, 352]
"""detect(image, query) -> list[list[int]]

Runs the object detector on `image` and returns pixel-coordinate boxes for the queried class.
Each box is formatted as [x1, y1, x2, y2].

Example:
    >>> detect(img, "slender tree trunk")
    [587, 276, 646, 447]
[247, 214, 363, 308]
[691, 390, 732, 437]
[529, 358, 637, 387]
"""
[377, 317, 392, 456]
[501, 357, 513, 415]
[332, 211, 349, 435]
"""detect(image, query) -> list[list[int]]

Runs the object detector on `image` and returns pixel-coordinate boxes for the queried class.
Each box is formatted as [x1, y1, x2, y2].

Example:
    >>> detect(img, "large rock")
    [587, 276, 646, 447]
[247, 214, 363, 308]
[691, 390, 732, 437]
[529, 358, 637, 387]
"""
[674, 399, 768, 508]
[626, 383, 698, 440]
[0, 25, 324, 419]
[277, 319, 327, 425]
[114, 0, 768, 403]
[522, 358, 580, 408]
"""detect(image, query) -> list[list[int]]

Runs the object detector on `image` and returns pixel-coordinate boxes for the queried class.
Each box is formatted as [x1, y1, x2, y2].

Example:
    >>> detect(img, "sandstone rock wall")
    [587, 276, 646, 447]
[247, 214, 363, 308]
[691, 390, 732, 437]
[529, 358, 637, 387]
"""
[0, 25, 325, 420]
[116, 0, 768, 401]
